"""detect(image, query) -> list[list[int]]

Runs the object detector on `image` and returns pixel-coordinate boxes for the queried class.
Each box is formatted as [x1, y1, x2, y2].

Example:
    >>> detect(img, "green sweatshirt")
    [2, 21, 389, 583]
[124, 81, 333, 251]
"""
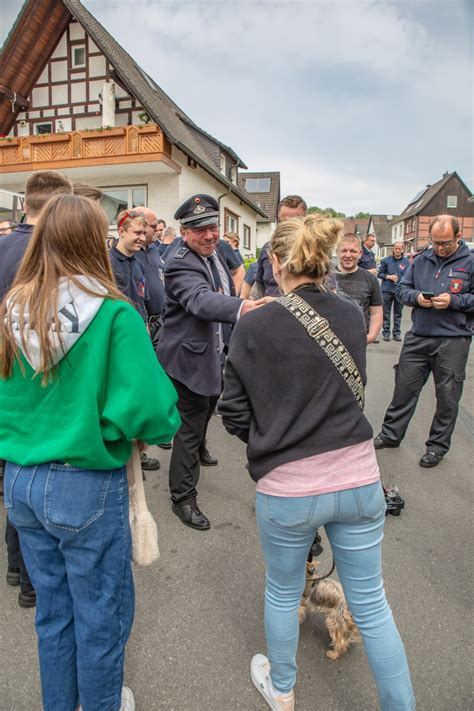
[0, 298, 181, 469]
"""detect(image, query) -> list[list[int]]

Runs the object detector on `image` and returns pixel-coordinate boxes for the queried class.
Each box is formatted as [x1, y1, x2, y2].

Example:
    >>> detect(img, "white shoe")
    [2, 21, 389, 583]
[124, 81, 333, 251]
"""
[120, 686, 135, 711]
[250, 654, 295, 710]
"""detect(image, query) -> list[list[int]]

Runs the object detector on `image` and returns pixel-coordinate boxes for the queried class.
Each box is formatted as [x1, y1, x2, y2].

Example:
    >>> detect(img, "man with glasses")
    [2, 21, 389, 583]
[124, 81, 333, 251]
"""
[374, 215, 473, 468]
[156, 194, 268, 529]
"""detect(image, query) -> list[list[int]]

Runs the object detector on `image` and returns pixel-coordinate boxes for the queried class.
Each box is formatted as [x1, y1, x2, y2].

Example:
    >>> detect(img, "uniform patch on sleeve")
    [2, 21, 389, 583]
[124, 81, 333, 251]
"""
[175, 247, 189, 259]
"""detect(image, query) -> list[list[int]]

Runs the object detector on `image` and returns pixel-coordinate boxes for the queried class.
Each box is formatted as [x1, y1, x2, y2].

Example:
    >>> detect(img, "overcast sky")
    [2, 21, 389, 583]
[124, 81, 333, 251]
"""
[1, 0, 472, 215]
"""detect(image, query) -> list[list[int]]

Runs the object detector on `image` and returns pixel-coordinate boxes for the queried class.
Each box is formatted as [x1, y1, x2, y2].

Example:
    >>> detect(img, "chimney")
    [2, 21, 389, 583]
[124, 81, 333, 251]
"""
[102, 82, 116, 127]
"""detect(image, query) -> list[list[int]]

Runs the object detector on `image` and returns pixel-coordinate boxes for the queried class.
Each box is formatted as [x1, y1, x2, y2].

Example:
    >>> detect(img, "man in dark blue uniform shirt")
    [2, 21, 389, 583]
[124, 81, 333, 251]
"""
[378, 242, 410, 341]
[134, 206, 166, 347]
[254, 195, 307, 297]
[375, 215, 473, 467]
[157, 194, 268, 529]
[109, 210, 148, 322]
[358, 234, 378, 273]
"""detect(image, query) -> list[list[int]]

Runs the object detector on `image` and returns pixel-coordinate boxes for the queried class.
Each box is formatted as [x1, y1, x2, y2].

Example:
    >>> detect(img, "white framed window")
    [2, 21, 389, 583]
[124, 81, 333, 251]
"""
[243, 224, 251, 250]
[34, 122, 53, 135]
[99, 185, 147, 223]
[72, 45, 86, 68]
[447, 195, 457, 208]
[224, 207, 239, 234]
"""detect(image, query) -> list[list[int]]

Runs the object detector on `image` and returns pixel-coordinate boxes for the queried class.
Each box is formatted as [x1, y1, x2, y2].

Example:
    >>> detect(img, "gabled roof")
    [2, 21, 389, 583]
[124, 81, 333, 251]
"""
[399, 171, 472, 220]
[0, 0, 266, 217]
[237, 172, 280, 222]
[342, 218, 370, 237]
[368, 214, 399, 245]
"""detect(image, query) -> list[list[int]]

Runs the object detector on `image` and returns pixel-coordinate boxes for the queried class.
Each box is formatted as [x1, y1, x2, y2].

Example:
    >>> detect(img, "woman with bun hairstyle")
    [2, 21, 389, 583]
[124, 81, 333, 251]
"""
[0, 194, 180, 711]
[219, 215, 414, 710]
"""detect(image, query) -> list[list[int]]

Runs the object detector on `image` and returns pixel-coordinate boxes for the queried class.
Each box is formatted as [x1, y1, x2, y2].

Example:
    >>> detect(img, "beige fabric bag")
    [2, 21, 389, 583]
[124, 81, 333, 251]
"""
[127, 443, 160, 566]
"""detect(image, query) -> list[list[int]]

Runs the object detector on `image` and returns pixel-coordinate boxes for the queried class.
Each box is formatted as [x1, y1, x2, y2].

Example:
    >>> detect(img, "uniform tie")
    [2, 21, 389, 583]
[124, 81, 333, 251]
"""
[208, 255, 232, 348]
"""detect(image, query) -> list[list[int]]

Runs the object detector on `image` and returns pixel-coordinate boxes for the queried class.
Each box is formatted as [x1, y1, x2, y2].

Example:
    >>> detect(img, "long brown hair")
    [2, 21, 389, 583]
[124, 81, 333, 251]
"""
[1, 193, 125, 383]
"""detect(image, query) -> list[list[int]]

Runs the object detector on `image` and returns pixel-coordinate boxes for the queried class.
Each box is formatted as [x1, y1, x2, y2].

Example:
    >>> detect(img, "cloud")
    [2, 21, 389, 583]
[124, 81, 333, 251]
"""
[1, 0, 472, 214]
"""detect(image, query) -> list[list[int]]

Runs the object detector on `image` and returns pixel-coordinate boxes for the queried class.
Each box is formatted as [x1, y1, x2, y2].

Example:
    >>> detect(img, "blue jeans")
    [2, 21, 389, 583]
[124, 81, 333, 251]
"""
[3, 461, 134, 711]
[255, 482, 415, 710]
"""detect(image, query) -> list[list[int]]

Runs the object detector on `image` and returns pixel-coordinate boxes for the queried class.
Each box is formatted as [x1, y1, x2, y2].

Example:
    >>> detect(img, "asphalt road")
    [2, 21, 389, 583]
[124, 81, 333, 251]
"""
[1, 327, 473, 710]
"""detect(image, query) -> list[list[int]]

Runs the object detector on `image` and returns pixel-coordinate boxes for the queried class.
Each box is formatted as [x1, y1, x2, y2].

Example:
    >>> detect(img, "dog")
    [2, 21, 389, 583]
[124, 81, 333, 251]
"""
[299, 559, 360, 660]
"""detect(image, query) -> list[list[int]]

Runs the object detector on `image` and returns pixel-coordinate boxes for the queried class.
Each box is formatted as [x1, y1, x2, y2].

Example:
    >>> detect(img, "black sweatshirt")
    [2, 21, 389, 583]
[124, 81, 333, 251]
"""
[219, 285, 373, 482]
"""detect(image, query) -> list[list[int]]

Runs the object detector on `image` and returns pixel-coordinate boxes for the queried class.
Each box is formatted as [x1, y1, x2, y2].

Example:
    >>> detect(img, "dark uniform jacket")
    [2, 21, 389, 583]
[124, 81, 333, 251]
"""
[396, 241, 473, 337]
[358, 245, 377, 271]
[109, 246, 148, 322]
[135, 242, 165, 316]
[255, 242, 280, 296]
[0, 224, 34, 301]
[378, 255, 410, 293]
[156, 243, 242, 397]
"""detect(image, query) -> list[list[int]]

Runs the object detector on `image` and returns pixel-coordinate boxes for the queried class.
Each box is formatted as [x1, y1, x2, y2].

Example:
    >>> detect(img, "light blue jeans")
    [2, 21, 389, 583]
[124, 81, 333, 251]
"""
[255, 482, 415, 710]
[3, 461, 134, 711]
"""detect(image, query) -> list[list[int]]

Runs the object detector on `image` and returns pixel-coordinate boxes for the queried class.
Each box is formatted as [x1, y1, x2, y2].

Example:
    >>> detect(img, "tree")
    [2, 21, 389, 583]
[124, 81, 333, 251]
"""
[308, 206, 346, 218]
[355, 211, 370, 219]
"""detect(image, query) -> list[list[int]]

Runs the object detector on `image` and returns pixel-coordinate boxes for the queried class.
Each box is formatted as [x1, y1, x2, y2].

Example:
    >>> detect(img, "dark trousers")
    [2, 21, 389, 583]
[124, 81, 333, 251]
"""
[382, 292, 404, 337]
[200, 395, 219, 452]
[381, 333, 471, 454]
[5, 518, 34, 594]
[169, 378, 212, 505]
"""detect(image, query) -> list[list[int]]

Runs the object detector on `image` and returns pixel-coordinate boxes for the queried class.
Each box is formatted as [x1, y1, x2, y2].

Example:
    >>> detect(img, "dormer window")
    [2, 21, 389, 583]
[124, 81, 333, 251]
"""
[72, 45, 86, 68]
[447, 195, 457, 208]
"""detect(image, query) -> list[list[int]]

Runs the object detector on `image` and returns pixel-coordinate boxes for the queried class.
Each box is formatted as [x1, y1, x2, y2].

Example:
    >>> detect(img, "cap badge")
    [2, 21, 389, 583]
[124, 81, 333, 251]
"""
[193, 205, 206, 214]
[194, 197, 201, 203]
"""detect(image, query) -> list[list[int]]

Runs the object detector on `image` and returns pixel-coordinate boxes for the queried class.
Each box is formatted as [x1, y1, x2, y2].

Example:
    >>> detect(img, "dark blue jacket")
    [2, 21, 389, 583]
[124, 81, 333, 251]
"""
[378, 255, 410, 293]
[255, 242, 280, 296]
[358, 245, 376, 271]
[396, 241, 473, 337]
[0, 223, 34, 301]
[156, 244, 242, 396]
[135, 242, 165, 316]
[109, 247, 148, 322]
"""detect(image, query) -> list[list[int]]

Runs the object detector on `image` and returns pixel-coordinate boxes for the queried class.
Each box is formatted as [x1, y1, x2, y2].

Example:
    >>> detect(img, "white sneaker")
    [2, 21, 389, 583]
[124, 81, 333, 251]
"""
[120, 686, 135, 711]
[250, 654, 295, 711]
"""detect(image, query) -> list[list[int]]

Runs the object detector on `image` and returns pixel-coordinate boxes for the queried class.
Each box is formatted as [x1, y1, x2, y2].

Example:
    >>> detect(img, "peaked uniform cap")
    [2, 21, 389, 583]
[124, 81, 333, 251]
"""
[174, 194, 219, 228]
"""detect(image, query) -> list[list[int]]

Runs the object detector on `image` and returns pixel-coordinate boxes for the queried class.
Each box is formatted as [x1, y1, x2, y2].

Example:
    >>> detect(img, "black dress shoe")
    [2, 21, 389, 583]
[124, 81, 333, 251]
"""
[6, 567, 20, 586]
[199, 446, 218, 467]
[18, 589, 36, 608]
[373, 434, 400, 450]
[172, 502, 210, 530]
[158, 442, 173, 450]
[419, 452, 444, 468]
[393, 334, 402, 342]
[140, 452, 161, 470]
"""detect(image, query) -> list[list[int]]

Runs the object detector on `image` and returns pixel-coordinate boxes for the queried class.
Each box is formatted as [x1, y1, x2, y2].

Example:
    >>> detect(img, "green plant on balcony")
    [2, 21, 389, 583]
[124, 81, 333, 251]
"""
[138, 111, 150, 125]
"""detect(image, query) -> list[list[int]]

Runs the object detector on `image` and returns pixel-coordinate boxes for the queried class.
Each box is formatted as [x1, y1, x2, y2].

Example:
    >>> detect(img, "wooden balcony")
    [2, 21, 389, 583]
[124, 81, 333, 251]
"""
[0, 124, 180, 173]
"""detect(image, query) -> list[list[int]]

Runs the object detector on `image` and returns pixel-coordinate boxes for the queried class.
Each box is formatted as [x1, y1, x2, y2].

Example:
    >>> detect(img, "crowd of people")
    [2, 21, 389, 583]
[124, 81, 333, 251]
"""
[0, 170, 472, 711]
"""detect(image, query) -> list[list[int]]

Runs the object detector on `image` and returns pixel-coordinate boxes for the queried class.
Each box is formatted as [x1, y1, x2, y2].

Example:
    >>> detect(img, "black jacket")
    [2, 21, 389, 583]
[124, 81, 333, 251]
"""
[0, 224, 34, 301]
[397, 241, 473, 337]
[219, 286, 373, 481]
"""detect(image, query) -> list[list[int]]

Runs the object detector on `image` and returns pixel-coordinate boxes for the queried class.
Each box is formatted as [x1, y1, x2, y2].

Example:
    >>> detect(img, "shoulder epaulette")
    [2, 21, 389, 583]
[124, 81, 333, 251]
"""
[175, 247, 189, 259]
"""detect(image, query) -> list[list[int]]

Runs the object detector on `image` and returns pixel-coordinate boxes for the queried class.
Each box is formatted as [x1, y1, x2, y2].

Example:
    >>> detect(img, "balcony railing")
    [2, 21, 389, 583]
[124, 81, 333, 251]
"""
[0, 124, 175, 172]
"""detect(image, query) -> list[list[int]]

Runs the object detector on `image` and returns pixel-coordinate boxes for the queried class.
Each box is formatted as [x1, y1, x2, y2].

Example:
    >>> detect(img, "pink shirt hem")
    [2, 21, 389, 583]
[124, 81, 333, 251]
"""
[256, 439, 380, 498]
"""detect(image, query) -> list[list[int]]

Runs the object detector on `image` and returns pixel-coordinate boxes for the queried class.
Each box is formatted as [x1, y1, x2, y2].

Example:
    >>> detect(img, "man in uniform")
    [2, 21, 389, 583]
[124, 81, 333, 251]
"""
[253, 195, 307, 297]
[378, 242, 410, 341]
[134, 206, 166, 348]
[156, 194, 267, 529]
[375, 215, 473, 467]
[358, 233, 378, 273]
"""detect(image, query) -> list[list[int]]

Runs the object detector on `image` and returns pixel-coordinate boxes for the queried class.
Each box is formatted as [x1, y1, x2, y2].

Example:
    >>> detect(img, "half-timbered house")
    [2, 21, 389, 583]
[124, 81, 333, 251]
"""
[0, 0, 268, 252]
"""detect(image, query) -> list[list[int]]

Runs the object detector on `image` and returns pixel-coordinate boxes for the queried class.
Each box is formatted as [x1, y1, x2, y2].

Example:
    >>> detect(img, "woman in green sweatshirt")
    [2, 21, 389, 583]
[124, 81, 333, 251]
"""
[0, 194, 181, 711]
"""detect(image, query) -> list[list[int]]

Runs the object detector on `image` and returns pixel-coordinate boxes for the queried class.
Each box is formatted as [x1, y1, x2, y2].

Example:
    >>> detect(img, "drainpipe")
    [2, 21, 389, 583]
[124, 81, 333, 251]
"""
[217, 160, 239, 235]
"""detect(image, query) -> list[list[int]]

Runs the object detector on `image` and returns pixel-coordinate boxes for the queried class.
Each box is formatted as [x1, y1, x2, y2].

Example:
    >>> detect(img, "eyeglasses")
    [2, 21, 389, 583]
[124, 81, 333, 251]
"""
[117, 210, 145, 230]
[432, 239, 456, 248]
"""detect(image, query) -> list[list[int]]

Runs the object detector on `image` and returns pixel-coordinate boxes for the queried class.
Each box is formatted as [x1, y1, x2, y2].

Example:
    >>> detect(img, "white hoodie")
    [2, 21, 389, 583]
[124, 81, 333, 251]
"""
[8, 276, 107, 370]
